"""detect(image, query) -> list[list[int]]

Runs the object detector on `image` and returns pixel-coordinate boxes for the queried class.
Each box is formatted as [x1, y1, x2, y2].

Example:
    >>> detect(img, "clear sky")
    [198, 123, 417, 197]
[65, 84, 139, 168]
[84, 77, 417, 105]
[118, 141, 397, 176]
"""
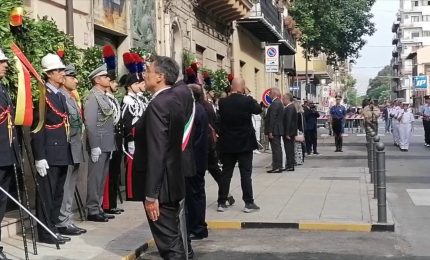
[352, 0, 400, 95]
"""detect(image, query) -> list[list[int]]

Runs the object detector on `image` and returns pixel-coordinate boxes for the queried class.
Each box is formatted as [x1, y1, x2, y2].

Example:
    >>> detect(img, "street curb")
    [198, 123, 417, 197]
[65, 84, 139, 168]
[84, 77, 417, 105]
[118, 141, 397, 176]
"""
[121, 239, 154, 260]
[122, 221, 394, 259]
[207, 220, 394, 232]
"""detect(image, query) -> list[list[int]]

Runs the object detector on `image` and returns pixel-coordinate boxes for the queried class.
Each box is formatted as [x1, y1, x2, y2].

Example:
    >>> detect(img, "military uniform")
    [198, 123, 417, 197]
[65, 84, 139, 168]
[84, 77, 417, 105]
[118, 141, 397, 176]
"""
[102, 91, 123, 213]
[398, 103, 414, 151]
[56, 65, 86, 235]
[390, 101, 402, 146]
[84, 65, 116, 221]
[31, 82, 73, 242]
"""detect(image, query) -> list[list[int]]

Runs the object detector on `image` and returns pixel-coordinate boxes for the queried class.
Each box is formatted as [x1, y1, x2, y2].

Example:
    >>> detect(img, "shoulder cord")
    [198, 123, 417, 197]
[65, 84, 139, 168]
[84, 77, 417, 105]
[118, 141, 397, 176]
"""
[45, 97, 70, 141]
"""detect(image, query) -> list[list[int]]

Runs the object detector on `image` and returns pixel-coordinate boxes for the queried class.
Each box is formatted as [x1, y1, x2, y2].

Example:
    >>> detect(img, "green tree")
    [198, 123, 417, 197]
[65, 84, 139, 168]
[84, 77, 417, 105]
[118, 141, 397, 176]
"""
[290, 0, 376, 63]
[366, 65, 393, 103]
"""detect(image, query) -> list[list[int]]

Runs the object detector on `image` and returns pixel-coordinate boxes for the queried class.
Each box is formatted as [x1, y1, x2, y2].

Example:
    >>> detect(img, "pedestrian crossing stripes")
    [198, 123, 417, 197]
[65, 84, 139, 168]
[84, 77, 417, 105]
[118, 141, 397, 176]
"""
[407, 189, 430, 206]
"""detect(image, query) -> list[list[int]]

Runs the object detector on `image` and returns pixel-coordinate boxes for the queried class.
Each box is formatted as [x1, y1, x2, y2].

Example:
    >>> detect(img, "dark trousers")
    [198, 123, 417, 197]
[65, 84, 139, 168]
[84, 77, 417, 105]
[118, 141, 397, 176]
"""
[0, 166, 13, 241]
[219, 151, 254, 204]
[147, 201, 186, 260]
[103, 149, 123, 210]
[269, 135, 283, 169]
[36, 165, 68, 240]
[207, 140, 222, 201]
[185, 171, 207, 237]
[305, 129, 318, 154]
[283, 137, 295, 168]
[423, 120, 430, 144]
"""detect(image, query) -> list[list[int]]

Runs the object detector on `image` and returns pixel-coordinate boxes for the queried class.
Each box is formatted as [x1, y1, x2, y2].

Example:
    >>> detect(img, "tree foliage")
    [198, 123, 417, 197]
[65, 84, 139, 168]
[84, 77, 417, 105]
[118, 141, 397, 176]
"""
[290, 0, 376, 63]
[366, 65, 393, 103]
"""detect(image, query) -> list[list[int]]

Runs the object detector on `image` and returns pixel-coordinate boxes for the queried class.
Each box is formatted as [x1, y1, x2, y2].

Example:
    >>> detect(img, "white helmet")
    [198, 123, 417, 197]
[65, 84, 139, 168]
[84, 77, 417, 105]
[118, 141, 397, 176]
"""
[41, 53, 65, 72]
[0, 48, 8, 62]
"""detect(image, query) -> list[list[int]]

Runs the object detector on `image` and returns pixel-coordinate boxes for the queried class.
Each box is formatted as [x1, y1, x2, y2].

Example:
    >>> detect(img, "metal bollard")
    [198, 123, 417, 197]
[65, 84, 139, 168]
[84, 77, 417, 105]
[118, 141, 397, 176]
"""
[373, 136, 380, 199]
[376, 142, 387, 223]
[369, 131, 376, 183]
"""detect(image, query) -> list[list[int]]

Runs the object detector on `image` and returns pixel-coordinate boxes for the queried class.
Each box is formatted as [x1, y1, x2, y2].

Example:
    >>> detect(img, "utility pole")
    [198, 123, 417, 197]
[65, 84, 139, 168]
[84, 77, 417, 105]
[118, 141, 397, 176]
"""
[66, 0, 74, 36]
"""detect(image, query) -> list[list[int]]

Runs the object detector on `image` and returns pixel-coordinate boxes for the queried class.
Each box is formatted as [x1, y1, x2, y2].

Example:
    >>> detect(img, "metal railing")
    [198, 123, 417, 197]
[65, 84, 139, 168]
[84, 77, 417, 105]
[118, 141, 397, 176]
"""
[248, 0, 282, 34]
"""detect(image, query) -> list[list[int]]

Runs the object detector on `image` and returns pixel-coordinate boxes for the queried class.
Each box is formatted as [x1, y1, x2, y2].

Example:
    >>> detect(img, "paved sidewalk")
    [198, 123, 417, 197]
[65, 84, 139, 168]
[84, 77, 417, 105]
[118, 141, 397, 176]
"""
[1, 201, 152, 260]
[205, 154, 372, 228]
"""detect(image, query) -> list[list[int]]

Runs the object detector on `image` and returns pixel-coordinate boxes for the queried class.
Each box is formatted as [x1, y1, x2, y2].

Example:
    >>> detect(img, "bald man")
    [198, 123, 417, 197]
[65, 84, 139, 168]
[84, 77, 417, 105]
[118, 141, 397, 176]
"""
[218, 78, 262, 213]
[264, 88, 284, 173]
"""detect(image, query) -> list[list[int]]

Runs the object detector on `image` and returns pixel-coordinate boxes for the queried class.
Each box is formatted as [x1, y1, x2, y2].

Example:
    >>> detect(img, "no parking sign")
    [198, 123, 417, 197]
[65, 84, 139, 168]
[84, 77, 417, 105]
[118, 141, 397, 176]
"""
[262, 89, 272, 107]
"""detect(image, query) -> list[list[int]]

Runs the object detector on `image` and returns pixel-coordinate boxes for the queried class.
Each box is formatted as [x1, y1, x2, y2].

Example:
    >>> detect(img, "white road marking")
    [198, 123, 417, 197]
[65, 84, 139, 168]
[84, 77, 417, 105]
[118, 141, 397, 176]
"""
[407, 189, 430, 206]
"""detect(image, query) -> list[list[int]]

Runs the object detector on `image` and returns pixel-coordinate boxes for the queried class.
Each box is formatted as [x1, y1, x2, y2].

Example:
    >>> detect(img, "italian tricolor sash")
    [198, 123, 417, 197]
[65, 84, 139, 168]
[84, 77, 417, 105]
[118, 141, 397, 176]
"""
[182, 102, 195, 151]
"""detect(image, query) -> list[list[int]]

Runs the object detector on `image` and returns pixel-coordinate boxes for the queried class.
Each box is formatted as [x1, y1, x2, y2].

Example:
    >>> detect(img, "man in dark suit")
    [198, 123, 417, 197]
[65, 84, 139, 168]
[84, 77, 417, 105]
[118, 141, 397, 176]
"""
[0, 48, 21, 259]
[304, 101, 320, 155]
[31, 54, 73, 244]
[218, 78, 262, 213]
[132, 56, 186, 259]
[282, 93, 298, 171]
[264, 88, 284, 173]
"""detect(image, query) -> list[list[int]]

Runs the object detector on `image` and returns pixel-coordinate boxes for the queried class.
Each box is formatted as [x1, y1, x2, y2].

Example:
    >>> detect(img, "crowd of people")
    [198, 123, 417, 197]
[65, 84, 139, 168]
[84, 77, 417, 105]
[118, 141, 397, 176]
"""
[0, 45, 270, 259]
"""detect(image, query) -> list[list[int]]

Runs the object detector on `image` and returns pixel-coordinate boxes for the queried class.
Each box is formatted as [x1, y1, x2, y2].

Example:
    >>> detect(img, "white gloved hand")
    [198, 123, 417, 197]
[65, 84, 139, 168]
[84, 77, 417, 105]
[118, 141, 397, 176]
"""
[91, 147, 102, 163]
[128, 141, 135, 155]
[35, 159, 49, 177]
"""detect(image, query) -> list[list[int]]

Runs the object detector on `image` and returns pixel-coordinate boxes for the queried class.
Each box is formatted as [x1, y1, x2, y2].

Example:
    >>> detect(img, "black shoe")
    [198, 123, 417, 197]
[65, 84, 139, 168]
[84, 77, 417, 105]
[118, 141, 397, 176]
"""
[217, 203, 228, 212]
[101, 212, 115, 219]
[0, 249, 11, 260]
[104, 208, 122, 214]
[313, 152, 320, 155]
[267, 168, 283, 173]
[188, 248, 195, 259]
[57, 225, 82, 236]
[87, 214, 108, 222]
[189, 232, 208, 240]
[38, 236, 66, 245]
[243, 203, 260, 213]
[56, 234, 71, 242]
[71, 224, 87, 234]
[285, 167, 295, 172]
[227, 195, 235, 206]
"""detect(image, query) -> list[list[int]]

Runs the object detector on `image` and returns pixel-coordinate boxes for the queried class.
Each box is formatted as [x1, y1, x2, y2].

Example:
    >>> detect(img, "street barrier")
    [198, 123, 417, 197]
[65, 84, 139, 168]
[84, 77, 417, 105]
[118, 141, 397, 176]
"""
[373, 136, 380, 199]
[376, 142, 387, 223]
[365, 129, 387, 223]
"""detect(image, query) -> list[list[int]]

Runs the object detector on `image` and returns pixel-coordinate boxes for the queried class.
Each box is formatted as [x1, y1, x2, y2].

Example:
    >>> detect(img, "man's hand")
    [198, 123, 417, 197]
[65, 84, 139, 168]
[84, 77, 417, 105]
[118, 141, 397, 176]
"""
[128, 141, 135, 155]
[144, 199, 160, 222]
[285, 135, 291, 140]
[91, 147, 102, 163]
[35, 159, 49, 177]
[268, 133, 274, 139]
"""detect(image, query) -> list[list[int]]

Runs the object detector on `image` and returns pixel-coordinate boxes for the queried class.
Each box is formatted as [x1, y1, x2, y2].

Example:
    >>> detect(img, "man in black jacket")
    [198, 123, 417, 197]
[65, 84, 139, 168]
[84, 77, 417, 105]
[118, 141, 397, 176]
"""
[0, 48, 20, 259]
[218, 78, 262, 213]
[264, 88, 284, 173]
[282, 93, 298, 171]
[304, 101, 320, 155]
[132, 56, 186, 259]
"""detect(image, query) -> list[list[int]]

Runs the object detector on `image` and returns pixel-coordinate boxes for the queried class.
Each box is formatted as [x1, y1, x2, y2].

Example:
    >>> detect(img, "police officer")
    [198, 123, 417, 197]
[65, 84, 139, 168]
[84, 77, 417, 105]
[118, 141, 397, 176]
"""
[103, 74, 124, 214]
[0, 48, 19, 259]
[31, 54, 73, 244]
[330, 95, 346, 152]
[84, 64, 116, 222]
[420, 95, 430, 147]
[56, 64, 87, 236]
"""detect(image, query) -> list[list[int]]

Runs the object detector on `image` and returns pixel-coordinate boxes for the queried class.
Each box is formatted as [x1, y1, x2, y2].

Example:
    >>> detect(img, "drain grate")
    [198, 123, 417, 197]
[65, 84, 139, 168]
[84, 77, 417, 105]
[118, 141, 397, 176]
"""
[320, 177, 360, 181]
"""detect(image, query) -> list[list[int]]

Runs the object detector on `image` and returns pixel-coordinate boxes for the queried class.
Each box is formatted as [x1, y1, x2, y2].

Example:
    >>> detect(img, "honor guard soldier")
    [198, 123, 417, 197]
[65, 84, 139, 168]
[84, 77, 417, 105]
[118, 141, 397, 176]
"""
[420, 95, 430, 147]
[31, 54, 73, 244]
[84, 64, 116, 222]
[330, 95, 346, 152]
[121, 74, 146, 200]
[102, 72, 124, 214]
[398, 102, 415, 151]
[0, 48, 20, 259]
[56, 64, 87, 236]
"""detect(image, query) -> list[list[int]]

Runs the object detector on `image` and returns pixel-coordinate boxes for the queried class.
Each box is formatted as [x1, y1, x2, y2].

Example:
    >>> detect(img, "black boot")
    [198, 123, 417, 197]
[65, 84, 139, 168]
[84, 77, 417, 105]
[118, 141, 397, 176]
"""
[339, 137, 343, 152]
[334, 136, 339, 152]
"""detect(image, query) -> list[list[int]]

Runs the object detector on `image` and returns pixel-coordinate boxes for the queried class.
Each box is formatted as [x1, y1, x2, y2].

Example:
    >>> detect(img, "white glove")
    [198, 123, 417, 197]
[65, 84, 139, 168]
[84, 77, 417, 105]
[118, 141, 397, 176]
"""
[35, 159, 49, 177]
[128, 141, 135, 155]
[91, 147, 102, 163]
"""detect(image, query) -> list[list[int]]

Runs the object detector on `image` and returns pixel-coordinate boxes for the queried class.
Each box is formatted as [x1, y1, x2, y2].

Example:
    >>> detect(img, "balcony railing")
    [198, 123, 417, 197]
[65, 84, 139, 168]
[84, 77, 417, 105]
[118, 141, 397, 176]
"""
[392, 35, 399, 45]
[392, 21, 400, 33]
[237, 0, 282, 42]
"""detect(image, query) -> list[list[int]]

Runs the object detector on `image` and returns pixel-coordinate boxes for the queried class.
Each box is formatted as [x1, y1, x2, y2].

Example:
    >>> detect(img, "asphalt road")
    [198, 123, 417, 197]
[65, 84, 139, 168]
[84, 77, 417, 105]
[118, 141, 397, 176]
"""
[141, 121, 430, 259]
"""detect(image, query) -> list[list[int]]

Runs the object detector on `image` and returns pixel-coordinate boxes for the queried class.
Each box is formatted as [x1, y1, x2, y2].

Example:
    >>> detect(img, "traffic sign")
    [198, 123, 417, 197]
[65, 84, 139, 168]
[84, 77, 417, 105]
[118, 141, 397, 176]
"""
[262, 88, 273, 107]
[265, 45, 279, 73]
